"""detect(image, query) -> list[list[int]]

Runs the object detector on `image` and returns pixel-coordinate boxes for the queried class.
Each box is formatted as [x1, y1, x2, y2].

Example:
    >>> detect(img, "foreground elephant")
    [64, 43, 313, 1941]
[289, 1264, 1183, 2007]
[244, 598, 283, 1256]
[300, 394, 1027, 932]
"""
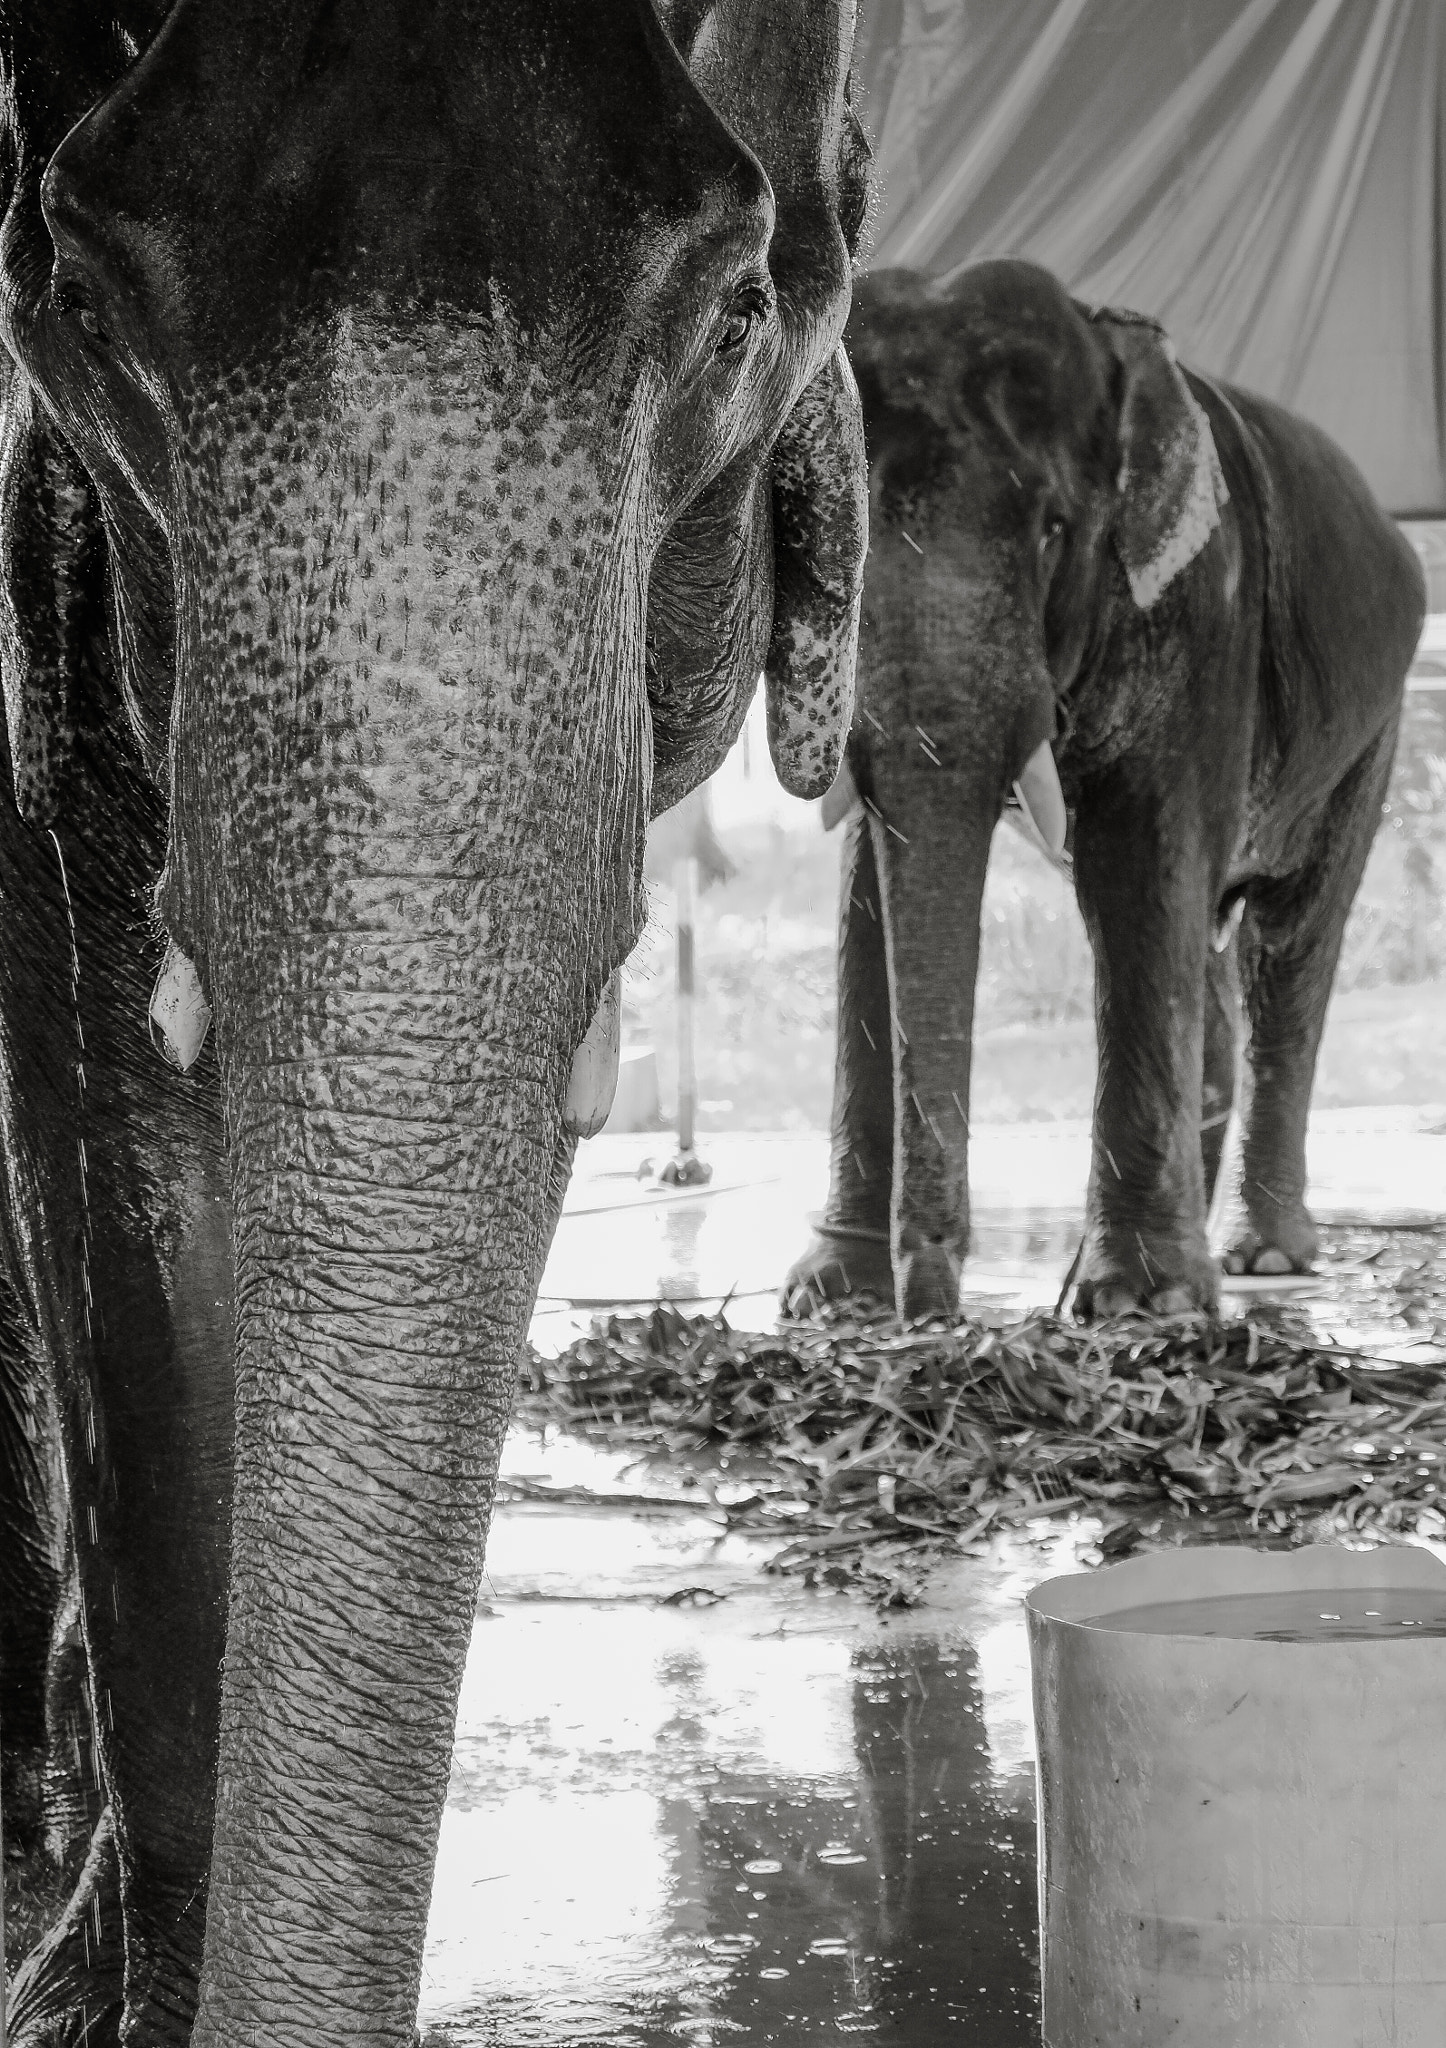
[0, 2, 868, 2041]
[784, 260, 1423, 1323]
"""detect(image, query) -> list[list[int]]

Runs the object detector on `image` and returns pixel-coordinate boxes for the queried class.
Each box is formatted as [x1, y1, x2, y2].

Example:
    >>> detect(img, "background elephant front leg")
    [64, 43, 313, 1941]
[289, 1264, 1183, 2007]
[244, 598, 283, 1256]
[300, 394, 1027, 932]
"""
[1072, 796, 1219, 1316]
[1200, 940, 1240, 1209]
[782, 807, 895, 1314]
[1223, 728, 1397, 1277]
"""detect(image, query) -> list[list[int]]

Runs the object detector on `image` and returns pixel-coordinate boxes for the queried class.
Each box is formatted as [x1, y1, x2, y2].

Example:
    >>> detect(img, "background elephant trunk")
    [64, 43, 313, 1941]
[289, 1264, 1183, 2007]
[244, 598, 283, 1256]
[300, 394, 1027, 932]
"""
[869, 775, 996, 1321]
[861, 574, 1059, 1320]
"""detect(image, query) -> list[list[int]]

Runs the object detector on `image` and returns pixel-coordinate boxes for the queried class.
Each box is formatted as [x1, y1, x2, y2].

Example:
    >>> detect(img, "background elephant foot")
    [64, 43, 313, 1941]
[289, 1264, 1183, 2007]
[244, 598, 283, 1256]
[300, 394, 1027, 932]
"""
[780, 1229, 893, 1318]
[1071, 1231, 1218, 1319]
[895, 1241, 963, 1322]
[7, 1809, 125, 2048]
[1222, 1207, 1318, 1277]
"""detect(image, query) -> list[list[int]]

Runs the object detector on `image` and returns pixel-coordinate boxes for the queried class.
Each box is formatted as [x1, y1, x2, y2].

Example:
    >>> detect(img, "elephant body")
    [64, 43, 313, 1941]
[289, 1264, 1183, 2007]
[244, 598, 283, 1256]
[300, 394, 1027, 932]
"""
[785, 260, 1423, 1323]
[0, 4, 868, 2044]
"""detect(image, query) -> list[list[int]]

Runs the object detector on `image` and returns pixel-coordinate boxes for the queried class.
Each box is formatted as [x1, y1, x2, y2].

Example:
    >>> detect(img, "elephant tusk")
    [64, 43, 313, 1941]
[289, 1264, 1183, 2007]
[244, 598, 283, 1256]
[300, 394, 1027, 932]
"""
[564, 970, 622, 1138]
[148, 941, 212, 1072]
[1214, 894, 1246, 952]
[819, 756, 859, 831]
[1012, 739, 1068, 860]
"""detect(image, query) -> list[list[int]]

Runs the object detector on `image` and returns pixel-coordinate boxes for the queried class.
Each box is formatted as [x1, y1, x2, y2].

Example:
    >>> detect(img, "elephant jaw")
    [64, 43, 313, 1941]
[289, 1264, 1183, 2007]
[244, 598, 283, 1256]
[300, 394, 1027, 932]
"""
[149, 940, 212, 1071]
[564, 970, 622, 1137]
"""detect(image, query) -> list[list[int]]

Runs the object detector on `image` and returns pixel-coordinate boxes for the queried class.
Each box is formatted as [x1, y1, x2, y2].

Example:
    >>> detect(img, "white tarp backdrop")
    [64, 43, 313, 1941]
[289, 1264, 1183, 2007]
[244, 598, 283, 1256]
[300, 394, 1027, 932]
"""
[854, 0, 1445, 521]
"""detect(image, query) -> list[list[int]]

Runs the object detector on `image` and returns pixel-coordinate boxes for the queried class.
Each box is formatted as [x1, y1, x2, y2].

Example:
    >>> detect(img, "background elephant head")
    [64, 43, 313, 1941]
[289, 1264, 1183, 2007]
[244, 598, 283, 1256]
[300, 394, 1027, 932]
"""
[809, 260, 1230, 1319]
[0, 2, 868, 2041]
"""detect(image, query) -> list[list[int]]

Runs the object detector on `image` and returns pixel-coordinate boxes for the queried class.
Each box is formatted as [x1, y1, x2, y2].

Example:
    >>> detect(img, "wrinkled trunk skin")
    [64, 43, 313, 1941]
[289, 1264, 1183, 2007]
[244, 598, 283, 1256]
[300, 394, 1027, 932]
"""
[160, 329, 649, 2043]
[868, 778, 993, 1322]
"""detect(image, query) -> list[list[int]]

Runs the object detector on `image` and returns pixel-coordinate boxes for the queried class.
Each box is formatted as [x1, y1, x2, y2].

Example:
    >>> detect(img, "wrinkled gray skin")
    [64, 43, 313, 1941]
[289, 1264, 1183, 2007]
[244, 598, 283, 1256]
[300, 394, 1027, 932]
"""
[784, 261, 1423, 1323]
[0, 3, 868, 2045]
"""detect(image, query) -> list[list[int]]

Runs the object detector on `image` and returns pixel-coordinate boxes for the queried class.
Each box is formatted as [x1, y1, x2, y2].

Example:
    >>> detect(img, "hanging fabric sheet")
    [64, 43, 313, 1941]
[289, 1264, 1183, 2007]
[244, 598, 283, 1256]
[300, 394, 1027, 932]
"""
[854, 0, 1445, 517]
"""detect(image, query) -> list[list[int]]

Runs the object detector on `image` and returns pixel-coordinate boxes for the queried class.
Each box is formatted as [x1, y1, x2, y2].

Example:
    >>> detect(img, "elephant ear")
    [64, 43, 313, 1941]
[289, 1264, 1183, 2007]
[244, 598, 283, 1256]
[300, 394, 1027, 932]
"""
[645, 0, 871, 809]
[0, 372, 92, 828]
[1091, 306, 1228, 611]
[764, 340, 867, 798]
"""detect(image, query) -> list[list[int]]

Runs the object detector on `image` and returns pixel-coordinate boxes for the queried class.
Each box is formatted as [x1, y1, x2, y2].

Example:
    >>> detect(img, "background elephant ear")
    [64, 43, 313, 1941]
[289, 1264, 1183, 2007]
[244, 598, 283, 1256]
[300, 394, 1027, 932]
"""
[1092, 306, 1228, 611]
[0, 374, 93, 828]
[765, 341, 867, 799]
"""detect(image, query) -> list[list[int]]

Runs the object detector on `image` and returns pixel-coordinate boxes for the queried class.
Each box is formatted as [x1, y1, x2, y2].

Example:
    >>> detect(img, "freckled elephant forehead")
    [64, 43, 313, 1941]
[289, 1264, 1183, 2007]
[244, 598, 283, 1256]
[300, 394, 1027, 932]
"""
[177, 318, 648, 683]
[43, 0, 767, 368]
[166, 315, 653, 961]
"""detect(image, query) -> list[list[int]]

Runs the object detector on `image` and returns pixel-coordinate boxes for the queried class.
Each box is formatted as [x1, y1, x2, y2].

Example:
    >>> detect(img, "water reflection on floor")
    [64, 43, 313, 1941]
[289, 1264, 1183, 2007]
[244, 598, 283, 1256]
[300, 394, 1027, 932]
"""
[419, 1476, 1078, 2046]
[420, 1116, 1445, 2044]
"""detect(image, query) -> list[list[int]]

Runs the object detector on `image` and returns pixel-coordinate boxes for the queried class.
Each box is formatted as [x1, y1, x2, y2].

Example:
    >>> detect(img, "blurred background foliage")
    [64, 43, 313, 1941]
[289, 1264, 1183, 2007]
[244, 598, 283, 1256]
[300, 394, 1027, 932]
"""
[623, 688, 1446, 1133]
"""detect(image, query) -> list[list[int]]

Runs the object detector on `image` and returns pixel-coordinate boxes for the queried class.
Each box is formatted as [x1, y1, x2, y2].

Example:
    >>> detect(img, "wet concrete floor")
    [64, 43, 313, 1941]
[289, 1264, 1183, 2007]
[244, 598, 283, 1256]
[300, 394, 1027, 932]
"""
[420, 1441, 1069, 2046]
[418, 1113, 1446, 2044]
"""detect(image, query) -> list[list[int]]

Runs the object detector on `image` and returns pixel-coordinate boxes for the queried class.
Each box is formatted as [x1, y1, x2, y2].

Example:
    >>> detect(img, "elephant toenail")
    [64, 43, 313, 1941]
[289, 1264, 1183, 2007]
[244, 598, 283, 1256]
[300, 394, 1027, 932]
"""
[1252, 1248, 1292, 1274]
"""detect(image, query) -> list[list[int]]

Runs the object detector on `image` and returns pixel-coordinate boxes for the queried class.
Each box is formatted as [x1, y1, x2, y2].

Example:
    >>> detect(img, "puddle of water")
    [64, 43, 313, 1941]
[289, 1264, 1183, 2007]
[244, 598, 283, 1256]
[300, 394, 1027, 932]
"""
[419, 1515, 1081, 2046]
[421, 1631, 1039, 2044]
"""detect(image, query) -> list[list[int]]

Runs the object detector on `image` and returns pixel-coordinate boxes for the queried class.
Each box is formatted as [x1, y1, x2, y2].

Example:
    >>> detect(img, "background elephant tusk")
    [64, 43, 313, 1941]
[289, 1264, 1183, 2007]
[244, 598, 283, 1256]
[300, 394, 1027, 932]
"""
[1013, 739, 1068, 859]
[1214, 894, 1247, 952]
[819, 756, 859, 830]
[564, 970, 622, 1138]
[148, 941, 212, 1072]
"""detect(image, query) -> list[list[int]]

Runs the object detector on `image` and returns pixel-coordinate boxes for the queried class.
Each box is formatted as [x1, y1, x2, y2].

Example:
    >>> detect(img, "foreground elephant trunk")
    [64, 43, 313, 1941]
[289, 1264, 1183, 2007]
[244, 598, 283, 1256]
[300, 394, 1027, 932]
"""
[0, 0, 868, 2041]
[164, 348, 647, 2030]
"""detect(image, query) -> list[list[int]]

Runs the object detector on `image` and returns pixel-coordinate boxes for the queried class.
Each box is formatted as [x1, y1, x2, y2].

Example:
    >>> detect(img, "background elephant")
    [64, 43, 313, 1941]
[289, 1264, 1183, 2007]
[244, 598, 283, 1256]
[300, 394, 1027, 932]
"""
[0, 3, 868, 2044]
[784, 259, 1423, 1324]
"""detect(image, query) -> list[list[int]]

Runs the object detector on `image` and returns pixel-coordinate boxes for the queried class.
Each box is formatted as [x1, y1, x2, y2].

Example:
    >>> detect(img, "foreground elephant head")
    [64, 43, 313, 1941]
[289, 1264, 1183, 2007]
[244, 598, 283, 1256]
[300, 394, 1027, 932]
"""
[785, 258, 1419, 1323]
[0, 3, 867, 2040]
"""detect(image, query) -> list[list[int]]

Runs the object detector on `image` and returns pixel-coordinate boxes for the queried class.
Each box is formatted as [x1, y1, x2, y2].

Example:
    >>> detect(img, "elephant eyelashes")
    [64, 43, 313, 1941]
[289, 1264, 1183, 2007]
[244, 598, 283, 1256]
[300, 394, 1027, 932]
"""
[54, 290, 107, 345]
[715, 285, 769, 358]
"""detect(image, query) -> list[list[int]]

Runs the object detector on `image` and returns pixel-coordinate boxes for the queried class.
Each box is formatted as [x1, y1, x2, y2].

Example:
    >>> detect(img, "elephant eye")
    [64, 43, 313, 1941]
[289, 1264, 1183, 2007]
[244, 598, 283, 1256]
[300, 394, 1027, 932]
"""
[717, 311, 752, 358]
[55, 287, 109, 346]
[715, 286, 768, 361]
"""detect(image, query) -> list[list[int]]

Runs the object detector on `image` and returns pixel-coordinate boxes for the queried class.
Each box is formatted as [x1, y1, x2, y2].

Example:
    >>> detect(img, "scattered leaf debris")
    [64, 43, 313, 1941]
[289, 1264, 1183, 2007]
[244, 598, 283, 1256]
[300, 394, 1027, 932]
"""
[517, 1287, 1446, 1593]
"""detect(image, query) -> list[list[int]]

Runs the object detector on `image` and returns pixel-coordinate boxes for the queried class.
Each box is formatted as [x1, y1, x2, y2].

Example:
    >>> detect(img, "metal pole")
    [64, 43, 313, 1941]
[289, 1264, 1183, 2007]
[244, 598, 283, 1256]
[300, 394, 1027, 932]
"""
[676, 854, 696, 1156]
[661, 856, 711, 1186]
